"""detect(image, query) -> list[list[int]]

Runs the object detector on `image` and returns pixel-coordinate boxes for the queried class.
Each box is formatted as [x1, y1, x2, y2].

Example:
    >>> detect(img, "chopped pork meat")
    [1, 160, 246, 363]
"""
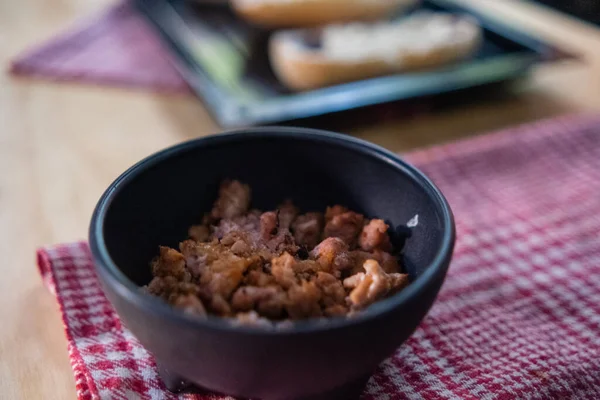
[145, 180, 410, 326]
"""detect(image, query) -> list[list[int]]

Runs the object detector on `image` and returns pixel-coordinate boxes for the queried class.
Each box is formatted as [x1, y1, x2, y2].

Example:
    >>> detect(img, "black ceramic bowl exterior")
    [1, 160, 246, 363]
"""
[89, 127, 455, 400]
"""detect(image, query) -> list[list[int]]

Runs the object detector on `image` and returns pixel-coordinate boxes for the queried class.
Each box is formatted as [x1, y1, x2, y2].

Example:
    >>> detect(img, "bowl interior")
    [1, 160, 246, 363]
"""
[100, 130, 448, 293]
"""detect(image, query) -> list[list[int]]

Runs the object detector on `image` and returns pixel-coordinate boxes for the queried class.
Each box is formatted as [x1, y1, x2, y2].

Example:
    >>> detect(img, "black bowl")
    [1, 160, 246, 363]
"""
[89, 127, 455, 400]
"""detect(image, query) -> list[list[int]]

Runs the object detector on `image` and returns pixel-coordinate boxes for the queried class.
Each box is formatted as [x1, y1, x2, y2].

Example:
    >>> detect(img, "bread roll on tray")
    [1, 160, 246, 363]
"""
[269, 12, 482, 91]
[231, 0, 420, 28]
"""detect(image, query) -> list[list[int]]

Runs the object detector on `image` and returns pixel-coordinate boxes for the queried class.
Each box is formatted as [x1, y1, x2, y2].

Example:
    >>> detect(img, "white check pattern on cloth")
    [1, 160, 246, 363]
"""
[37, 114, 600, 400]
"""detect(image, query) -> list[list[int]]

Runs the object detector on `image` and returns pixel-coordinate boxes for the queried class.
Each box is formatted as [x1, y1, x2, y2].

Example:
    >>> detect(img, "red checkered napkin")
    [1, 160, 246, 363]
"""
[38, 115, 600, 400]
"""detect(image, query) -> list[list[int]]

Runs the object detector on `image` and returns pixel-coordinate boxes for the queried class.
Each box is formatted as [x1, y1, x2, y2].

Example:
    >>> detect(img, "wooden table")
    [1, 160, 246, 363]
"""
[1, 0, 600, 398]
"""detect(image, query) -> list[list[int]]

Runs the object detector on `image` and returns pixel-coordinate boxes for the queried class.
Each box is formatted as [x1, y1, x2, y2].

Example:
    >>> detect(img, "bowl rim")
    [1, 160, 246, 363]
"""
[89, 126, 455, 335]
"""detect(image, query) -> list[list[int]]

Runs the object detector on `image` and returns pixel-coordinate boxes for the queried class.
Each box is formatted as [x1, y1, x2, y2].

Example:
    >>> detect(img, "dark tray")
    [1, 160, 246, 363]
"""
[532, 0, 600, 27]
[135, 0, 574, 128]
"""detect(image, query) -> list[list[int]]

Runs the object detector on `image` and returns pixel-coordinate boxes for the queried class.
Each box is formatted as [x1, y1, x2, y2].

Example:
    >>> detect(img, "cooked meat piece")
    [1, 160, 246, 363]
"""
[146, 276, 169, 299]
[220, 232, 241, 246]
[233, 311, 273, 328]
[271, 252, 298, 289]
[157, 277, 181, 303]
[229, 239, 251, 256]
[147, 276, 199, 304]
[179, 240, 223, 278]
[217, 233, 254, 256]
[325, 205, 349, 222]
[344, 259, 409, 309]
[350, 249, 400, 275]
[359, 219, 392, 252]
[211, 180, 251, 220]
[277, 200, 299, 229]
[209, 294, 232, 316]
[342, 272, 362, 288]
[232, 285, 288, 318]
[323, 207, 365, 247]
[290, 259, 322, 277]
[349, 250, 371, 276]
[176, 281, 201, 296]
[323, 304, 348, 317]
[151, 247, 189, 281]
[266, 230, 299, 256]
[174, 294, 207, 316]
[257, 290, 287, 318]
[310, 237, 353, 274]
[231, 286, 279, 311]
[269, 251, 322, 279]
[389, 273, 410, 293]
[188, 224, 210, 242]
[292, 212, 324, 249]
[373, 249, 400, 274]
[260, 211, 279, 239]
[286, 280, 322, 319]
[244, 270, 277, 287]
[212, 212, 261, 240]
[344, 272, 371, 308]
[315, 271, 346, 307]
[200, 254, 257, 298]
[219, 230, 255, 256]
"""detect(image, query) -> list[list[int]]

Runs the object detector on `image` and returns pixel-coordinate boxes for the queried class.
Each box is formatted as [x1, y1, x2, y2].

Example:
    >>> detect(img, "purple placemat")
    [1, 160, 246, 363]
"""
[10, 1, 190, 93]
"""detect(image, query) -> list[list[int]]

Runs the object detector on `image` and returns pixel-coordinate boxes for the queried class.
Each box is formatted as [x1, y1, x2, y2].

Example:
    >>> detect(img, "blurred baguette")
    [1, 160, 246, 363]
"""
[269, 12, 482, 90]
[231, 0, 420, 28]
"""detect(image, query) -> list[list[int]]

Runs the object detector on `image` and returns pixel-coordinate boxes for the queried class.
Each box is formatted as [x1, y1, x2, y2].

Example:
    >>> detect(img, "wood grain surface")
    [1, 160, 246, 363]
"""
[1, 0, 600, 398]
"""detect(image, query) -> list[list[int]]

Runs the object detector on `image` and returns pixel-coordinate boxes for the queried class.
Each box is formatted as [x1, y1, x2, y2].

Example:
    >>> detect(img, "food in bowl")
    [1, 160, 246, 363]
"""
[90, 127, 455, 399]
[146, 180, 409, 326]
